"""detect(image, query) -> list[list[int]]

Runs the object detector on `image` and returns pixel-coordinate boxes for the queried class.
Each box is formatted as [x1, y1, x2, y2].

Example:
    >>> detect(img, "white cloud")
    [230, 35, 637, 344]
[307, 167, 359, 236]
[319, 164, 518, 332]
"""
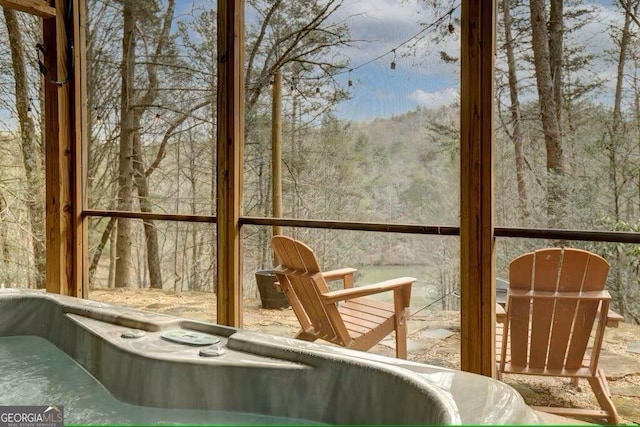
[407, 87, 459, 108]
[337, 0, 426, 31]
[332, 0, 447, 64]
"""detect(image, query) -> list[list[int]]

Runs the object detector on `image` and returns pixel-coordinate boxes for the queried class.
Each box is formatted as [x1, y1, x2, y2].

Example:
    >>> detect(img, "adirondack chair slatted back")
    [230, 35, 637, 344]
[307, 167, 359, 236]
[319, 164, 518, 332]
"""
[271, 236, 351, 345]
[506, 248, 610, 373]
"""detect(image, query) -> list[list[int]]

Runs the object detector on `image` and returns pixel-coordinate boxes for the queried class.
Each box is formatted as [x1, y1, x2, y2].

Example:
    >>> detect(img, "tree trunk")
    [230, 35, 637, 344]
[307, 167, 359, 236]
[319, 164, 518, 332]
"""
[108, 225, 116, 288]
[502, 0, 529, 220]
[609, 3, 632, 223]
[529, 0, 566, 226]
[132, 120, 163, 289]
[257, 161, 269, 270]
[88, 217, 116, 287]
[115, 0, 175, 289]
[131, 0, 176, 289]
[189, 137, 199, 291]
[290, 89, 300, 240]
[114, 0, 136, 288]
[0, 191, 7, 281]
[610, 0, 636, 218]
[4, 8, 46, 288]
[607, 0, 638, 318]
[549, 0, 563, 126]
[635, 57, 640, 217]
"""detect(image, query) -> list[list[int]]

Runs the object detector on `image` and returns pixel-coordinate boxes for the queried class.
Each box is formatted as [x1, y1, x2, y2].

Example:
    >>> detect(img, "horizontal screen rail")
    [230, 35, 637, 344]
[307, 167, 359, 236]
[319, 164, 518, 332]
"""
[240, 216, 460, 235]
[84, 209, 217, 223]
[241, 217, 640, 243]
[495, 227, 640, 244]
[83, 211, 640, 244]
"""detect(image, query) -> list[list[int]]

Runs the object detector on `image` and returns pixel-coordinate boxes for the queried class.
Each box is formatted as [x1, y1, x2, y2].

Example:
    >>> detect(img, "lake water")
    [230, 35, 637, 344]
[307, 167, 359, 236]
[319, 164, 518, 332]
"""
[354, 265, 446, 313]
[0, 335, 321, 425]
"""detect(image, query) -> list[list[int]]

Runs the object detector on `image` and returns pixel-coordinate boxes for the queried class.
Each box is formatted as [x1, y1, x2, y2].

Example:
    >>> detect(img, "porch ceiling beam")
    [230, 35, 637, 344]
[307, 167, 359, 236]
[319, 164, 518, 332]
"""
[0, 0, 55, 18]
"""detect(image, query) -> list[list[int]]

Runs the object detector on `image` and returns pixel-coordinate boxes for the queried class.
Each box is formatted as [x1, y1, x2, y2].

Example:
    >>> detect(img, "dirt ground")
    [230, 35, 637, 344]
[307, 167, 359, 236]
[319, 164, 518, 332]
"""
[90, 288, 640, 425]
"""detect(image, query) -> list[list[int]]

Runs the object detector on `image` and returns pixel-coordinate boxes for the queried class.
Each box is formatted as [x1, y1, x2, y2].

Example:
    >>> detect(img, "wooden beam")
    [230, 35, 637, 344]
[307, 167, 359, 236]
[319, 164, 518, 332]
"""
[460, 0, 496, 376]
[242, 216, 461, 235]
[0, 0, 55, 18]
[271, 70, 283, 239]
[216, 0, 244, 326]
[85, 209, 218, 223]
[72, 0, 88, 298]
[44, 0, 75, 296]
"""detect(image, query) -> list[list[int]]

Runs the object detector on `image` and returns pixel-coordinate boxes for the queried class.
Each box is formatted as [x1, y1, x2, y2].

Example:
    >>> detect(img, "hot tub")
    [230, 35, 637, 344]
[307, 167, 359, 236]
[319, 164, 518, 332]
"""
[0, 289, 542, 424]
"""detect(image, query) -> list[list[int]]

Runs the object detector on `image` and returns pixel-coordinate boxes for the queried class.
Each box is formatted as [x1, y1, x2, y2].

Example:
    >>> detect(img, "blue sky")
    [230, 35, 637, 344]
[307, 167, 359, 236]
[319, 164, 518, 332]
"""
[330, 0, 623, 121]
[178, 0, 462, 121]
[328, 0, 461, 120]
[334, 60, 459, 120]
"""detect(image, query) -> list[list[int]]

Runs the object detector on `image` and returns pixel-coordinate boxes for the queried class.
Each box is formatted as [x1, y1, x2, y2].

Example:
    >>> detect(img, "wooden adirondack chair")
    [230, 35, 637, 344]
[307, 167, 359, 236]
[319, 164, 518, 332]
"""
[271, 235, 415, 359]
[496, 248, 619, 424]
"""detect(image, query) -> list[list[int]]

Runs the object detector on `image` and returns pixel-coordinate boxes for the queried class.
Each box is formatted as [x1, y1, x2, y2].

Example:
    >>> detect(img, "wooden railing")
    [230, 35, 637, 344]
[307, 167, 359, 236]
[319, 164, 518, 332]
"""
[85, 209, 640, 244]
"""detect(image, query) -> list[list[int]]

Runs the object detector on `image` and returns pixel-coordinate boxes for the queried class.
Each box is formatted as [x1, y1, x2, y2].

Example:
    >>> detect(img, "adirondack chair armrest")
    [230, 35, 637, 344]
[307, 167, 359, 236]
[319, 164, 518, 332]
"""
[604, 309, 623, 328]
[322, 268, 357, 288]
[320, 277, 415, 305]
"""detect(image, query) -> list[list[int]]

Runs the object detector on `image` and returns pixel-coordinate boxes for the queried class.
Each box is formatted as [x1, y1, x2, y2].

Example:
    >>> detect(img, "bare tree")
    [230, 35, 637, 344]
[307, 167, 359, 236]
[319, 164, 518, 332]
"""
[3, 8, 45, 288]
[501, 0, 529, 220]
[549, 0, 563, 125]
[529, 0, 566, 227]
[115, 0, 176, 288]
[603, 0, 640, 318]
[114, 0, 136, 288]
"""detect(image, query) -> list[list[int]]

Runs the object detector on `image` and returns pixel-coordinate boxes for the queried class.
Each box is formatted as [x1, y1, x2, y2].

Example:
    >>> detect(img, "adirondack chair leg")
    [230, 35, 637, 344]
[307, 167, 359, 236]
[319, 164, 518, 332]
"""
[393, 289, 408, 359]
[393, 324, 407, 359]
[587, 369, 620, 425]
[295, 329, 319, 342]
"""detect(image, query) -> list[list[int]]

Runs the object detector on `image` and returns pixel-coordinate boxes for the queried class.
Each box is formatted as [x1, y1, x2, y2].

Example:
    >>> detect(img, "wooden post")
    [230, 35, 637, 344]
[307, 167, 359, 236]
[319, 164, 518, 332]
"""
[460, 0, 496, 376]
[216, 0, 244, 326]
[43, 0, 77, 296]
[271, 70, 283, 240]
[72, 0, 88, 298]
